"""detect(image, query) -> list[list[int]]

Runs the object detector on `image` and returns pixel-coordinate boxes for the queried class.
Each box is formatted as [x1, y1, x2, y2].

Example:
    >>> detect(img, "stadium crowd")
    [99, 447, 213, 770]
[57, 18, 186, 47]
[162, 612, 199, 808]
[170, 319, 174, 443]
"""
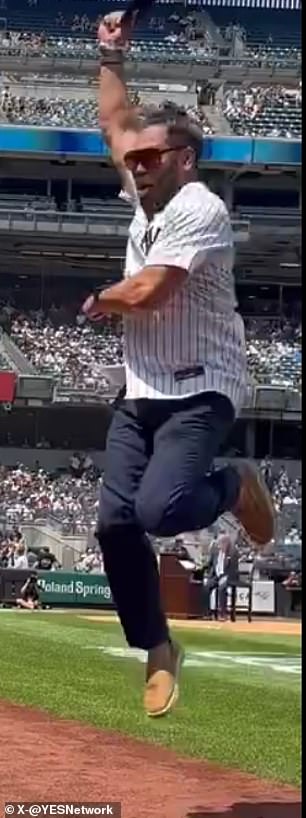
[223, 84, 302, 138]
[0, 460, 100, 536]
[0, 27, 217, 64]
[0, 85, 215, 133]
[0, 533, 104, 573]
[0, 0, 302, 138]
[2, 303, 301, 393]
[0, 461, 301, 558]
[0, 2, 301, 60]
[1, 28, 299, 67]
[9, 308, 123, 393]
[245, 318, 301, 391]
[0, 79, 301, 138]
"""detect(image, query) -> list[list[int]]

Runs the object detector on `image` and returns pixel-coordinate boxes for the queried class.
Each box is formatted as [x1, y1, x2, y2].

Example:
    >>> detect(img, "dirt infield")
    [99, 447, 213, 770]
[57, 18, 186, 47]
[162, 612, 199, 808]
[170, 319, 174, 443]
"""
[79, 614, 301, 637]
[0, 702, 301, 818]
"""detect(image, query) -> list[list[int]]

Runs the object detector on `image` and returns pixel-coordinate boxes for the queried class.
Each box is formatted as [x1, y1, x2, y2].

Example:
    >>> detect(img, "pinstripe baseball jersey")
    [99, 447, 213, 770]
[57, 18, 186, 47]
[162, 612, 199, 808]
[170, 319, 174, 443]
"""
[121, 179, 247, 410]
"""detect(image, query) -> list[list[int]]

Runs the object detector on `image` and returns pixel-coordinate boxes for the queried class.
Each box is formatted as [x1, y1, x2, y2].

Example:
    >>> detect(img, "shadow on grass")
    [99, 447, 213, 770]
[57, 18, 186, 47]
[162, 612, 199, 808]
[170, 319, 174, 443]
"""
[187, 802, 301, 818]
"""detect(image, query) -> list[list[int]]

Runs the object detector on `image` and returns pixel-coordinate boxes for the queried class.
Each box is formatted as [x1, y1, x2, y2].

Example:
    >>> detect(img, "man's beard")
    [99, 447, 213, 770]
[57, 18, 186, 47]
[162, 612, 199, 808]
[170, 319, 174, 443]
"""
[137, 167, 179, 214]
[154, 169, 179, 212]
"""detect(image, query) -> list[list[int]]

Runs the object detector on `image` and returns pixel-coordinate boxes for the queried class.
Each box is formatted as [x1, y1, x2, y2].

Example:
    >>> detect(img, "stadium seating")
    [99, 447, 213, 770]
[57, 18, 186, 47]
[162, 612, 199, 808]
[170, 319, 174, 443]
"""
[0, 465, 100, 536]
[209, 8, 301, 52]
[0, 92, 214, 132]
[6, 0, 213, 42]
[0, 28, 300, 64]
[0, 461, 301, 546]
[0, 0, 300, 68]
[245, 319, 301, 390]
[4, 1, 301, 52]
[0, 0, 301, 139]
[0, 30, 214, 63]
[1, 95, 100, 128]
[0, 193, 56, 211]
[223, 86, 302, 138]
[9, 311, 123, 392]
[0, 85, 301, 137]
[1, 302, 301, 394]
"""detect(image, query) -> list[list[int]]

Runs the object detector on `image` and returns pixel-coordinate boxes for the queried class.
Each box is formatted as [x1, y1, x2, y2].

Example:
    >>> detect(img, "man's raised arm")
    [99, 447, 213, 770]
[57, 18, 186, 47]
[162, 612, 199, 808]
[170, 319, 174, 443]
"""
[98, 11, 140, 194]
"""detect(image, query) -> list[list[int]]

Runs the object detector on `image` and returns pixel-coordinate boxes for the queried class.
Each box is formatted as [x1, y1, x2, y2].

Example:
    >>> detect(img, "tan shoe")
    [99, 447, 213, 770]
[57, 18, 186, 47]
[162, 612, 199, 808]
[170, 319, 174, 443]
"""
[144, 640, 184, 718]
[232, 462, 275, 547]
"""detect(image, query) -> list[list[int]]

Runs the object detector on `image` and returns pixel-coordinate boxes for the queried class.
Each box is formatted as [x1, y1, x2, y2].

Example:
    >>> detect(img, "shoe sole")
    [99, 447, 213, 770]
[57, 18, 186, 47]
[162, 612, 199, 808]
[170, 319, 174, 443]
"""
[235, 461, 275, 546]
[146, 643, 185, 718]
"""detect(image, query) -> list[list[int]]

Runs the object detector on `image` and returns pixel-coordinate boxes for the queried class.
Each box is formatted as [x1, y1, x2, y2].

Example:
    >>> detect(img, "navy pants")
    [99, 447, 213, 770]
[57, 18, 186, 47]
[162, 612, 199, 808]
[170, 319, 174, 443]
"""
[97, 391, 240, 650]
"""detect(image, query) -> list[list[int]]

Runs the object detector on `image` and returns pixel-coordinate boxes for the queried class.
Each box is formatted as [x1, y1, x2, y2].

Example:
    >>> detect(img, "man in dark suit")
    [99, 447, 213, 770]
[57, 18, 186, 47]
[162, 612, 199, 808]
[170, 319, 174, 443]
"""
[203, 534, 239, 619]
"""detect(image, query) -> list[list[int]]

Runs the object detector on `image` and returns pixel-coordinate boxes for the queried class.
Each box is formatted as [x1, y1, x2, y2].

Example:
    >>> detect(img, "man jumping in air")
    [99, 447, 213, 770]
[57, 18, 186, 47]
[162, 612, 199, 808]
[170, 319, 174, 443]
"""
[82, 10, 274, 718]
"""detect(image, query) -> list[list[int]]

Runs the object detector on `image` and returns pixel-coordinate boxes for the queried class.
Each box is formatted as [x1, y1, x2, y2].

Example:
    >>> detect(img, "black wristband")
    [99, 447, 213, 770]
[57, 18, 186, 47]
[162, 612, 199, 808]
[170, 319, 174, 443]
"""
[100, 59, 124, 67]
[99, 46, 125, 65]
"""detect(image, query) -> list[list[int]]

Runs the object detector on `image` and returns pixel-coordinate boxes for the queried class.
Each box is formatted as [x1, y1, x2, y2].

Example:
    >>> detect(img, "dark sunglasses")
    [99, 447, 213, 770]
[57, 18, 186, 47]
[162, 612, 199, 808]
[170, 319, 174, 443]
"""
[124, 145, 187, 172]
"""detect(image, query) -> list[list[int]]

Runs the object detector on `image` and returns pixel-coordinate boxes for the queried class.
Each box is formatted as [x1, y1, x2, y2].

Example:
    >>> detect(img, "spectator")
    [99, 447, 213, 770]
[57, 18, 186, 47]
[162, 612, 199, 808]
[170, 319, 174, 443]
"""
[16, 572, 40, 610]
[13, 543, 29, 570]
[34, 546, 57, 570]
[283, 570, 301, 589]
[70, 452, 83, 477]
[75, 546, 104, 573]
[27, 547, 38, 568]
[202, 534, 239, 620]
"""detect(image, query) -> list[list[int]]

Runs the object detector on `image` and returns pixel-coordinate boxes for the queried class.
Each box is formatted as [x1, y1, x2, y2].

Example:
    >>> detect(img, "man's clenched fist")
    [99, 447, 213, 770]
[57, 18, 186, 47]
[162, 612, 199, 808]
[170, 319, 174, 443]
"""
[98, 10, 134, 49]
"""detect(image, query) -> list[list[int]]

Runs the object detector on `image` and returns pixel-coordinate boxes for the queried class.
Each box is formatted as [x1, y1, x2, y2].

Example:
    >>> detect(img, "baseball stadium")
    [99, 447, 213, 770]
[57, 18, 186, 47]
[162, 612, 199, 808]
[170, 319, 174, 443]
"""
[0, 0, 301, 815]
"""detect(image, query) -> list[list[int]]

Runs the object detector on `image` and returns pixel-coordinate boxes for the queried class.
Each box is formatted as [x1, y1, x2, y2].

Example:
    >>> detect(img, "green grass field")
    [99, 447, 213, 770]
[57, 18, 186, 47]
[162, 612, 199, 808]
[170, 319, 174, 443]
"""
[0, 611, 301, 786]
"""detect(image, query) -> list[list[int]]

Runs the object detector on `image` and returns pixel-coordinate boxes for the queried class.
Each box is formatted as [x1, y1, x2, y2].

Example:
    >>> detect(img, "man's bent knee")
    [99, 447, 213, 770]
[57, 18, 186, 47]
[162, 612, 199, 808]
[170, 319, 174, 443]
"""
[135, 493, 184, 538]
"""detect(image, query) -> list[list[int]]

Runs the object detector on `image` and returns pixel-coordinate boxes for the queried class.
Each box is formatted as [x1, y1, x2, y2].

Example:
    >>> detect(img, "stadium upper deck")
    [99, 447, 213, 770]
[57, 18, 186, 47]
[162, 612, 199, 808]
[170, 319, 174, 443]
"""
[4, 0, 301, 51]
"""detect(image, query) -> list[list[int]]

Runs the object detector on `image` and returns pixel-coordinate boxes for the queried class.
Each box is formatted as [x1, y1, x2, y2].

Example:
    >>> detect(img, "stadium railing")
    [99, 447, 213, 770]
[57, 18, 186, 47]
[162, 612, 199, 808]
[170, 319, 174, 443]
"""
[0, 51, 301, 83]
[0, 208, 299, 229]
[0, 208, 252, 243]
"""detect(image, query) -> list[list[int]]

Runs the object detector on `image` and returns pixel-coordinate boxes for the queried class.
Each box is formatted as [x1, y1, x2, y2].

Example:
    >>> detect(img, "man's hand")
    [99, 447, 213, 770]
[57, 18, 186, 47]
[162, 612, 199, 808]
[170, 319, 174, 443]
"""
[82, 294, 103, 321]
[98, 10, 134, 49]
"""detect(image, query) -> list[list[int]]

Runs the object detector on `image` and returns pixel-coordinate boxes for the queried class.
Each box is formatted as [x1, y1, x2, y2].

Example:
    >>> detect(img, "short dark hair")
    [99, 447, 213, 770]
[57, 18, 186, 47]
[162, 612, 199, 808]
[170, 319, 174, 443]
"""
[138, 102, 203, 162]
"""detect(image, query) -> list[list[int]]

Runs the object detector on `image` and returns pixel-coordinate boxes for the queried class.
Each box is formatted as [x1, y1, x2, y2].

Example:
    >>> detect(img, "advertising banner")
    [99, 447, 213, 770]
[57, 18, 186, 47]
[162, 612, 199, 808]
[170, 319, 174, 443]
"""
[37, 571, 113, 606]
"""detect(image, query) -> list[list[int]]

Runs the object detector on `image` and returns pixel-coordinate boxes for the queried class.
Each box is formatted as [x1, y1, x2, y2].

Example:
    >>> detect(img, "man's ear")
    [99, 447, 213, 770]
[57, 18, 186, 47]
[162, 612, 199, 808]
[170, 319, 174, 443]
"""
[182, 147, 196, 172]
